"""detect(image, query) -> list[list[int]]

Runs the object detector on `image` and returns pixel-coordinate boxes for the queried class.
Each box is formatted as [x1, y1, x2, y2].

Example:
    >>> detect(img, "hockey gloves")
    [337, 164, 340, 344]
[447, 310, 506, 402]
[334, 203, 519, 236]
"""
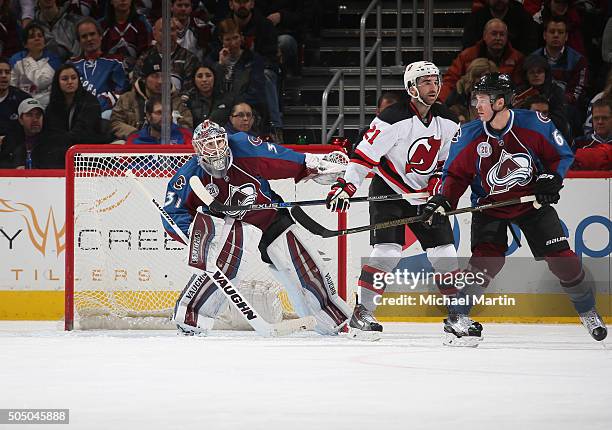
[534, 172, 563, 205]
[326, 178, 357, 212]
[421, 194, 452, 226]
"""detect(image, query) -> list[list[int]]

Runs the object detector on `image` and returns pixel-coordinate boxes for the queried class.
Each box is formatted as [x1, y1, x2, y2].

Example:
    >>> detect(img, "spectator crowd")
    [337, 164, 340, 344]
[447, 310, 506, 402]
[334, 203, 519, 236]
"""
[0, 0, 610, 171]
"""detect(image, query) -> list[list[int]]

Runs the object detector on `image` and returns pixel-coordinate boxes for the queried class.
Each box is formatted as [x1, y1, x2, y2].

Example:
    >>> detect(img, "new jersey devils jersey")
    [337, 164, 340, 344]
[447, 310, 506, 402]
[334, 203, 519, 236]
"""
[345, 101, 459, 194]
[442, 109, 574, 218]
[163, 133, 307, 241]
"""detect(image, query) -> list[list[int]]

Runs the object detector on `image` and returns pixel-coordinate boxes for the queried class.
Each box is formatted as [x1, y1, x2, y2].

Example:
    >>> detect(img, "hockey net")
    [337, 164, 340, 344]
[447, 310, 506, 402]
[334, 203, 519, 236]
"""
[65, 145, 348, 330]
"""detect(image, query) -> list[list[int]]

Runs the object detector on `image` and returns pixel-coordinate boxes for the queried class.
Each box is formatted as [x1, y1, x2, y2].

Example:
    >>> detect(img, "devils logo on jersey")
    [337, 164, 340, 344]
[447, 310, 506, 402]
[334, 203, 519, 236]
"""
[225, 183, 257, 219]
[405, 136, 441, 175]
[486, 149, 533, 195]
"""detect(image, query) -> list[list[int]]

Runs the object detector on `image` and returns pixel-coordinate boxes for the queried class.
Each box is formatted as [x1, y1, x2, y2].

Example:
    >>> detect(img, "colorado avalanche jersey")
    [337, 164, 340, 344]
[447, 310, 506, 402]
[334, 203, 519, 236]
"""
[162, 133, 307, 241]
[442, 109, 574, 218]
[71, 54, 128, 111]
[345, 101, 459, 194]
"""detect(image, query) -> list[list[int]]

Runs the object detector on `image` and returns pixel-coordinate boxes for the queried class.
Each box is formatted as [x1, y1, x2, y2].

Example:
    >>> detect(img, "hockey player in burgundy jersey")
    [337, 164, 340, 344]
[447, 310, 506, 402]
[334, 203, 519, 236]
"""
[163, 120, 351, 336]
[326, 61, 463, 341]
[423, 73, 607, 343]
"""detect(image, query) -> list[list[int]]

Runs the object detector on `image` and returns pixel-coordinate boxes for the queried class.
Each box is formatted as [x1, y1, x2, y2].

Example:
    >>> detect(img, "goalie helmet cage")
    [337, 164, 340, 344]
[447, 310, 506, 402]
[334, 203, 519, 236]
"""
[64, 144, 348, 330]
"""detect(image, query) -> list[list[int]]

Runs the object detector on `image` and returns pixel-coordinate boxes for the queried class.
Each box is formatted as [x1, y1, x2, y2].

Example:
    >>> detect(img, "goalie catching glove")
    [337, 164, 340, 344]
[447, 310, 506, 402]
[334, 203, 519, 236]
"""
[326, 177, 357, 212]
[421, 194, 452, 226]
[534, 172, 563, 205]
[303, 151, 349, 185]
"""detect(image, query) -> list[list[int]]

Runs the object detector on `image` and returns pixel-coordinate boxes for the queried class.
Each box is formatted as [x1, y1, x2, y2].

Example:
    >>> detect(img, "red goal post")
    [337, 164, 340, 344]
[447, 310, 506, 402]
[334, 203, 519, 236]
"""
[64, 144, 348, 330]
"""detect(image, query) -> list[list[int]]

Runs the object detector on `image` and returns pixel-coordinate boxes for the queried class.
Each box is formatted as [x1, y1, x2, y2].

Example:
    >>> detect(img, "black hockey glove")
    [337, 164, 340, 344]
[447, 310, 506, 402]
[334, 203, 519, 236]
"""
[326, 178, 357, 212]
[421, 194, 452, 227]
[534, 172, 563, 205]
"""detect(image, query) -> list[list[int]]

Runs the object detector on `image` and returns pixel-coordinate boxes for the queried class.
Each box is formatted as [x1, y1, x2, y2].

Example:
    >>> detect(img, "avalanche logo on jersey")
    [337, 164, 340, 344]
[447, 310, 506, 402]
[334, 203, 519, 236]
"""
[405, 136, 441, 175]
[225, 183, 257, 219]
[248, 135, 262, 146]
[486, 149, 533, 195]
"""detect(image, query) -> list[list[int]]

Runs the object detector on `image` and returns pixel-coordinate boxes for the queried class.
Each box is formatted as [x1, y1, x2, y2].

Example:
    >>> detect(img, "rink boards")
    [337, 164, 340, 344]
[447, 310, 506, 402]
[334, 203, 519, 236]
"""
[0, 171, 610, 322]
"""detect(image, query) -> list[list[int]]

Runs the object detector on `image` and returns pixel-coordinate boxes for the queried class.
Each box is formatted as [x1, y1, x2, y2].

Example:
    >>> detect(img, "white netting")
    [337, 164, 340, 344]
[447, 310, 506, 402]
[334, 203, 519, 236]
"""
[68, 148, 342, 329]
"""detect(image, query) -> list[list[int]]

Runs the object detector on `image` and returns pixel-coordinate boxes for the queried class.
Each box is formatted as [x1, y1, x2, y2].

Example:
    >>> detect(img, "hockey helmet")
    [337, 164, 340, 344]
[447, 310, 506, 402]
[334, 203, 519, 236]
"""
[192, 120, 232, 178]
[403, 61, 441, 105]
[472, 72, 515, 109]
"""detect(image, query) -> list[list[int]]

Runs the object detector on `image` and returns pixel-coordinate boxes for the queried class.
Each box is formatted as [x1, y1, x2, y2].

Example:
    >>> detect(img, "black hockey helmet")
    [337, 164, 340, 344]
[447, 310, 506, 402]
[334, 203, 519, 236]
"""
[472, 72, 515, 109]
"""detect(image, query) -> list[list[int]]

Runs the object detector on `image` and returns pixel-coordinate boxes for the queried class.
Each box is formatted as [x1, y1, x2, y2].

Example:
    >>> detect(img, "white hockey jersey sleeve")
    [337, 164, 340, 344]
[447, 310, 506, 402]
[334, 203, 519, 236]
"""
[344, 117, 399, 189]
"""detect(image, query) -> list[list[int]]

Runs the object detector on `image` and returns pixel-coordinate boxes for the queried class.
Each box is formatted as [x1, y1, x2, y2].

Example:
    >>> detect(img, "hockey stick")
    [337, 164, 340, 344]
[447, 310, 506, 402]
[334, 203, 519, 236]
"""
[187, 175, 427, 212]
[125, 171, 316, 337]
[291, 195, 539, 238]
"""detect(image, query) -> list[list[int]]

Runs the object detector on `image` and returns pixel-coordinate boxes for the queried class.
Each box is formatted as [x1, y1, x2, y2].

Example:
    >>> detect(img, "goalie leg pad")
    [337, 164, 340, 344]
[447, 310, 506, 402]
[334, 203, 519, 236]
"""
[358, 243, 402, 311]
[266, 225, 351, 335]
[172, 273, 225, 334]
[179, 216, 262, 331]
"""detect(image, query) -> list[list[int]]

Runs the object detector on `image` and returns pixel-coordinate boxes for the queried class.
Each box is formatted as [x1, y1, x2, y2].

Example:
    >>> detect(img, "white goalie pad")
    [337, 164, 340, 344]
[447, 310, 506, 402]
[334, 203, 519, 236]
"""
[175, 213, 265, 331]
[265, 224, 351, 335]
[303, 151, 350, 185]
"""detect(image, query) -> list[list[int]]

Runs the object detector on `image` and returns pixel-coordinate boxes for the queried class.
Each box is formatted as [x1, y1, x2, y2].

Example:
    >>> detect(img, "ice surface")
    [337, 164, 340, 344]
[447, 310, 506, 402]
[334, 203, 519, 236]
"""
[0, 321, 611, 430]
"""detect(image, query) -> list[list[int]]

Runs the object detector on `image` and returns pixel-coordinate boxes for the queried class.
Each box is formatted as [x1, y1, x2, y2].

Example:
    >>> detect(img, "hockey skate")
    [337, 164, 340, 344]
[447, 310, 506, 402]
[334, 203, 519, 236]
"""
[579, 308, 607, 341]
[347, 304, 383, 341]
[174, 317, 215, 337]
[443, 314, 483, 347]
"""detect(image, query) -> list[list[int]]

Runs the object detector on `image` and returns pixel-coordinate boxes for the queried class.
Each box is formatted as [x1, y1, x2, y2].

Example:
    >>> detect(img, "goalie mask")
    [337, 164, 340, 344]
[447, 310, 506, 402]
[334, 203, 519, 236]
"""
[403, 61, 441, 106]
[192, 120, 232, 178]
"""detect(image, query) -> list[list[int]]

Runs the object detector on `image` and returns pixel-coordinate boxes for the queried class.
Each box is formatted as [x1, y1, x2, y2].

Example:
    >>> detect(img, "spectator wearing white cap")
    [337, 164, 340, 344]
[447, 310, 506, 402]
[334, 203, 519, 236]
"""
[0, 97, 50, 168]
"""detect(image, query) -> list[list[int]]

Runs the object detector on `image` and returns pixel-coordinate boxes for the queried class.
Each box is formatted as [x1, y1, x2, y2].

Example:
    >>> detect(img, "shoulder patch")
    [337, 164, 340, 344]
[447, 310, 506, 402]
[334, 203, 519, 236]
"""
[536, 111, 551, 123]
[248, 135, 262, 146]
[451, 127, 462, 144]
[173, 175, 186, 190]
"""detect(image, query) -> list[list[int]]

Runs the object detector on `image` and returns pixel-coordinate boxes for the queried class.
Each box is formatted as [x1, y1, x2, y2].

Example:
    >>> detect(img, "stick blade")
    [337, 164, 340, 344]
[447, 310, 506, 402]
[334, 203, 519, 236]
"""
[189, 175, 216, 207]
[270, 316, 317, 336]
[290, 206, 336, 238]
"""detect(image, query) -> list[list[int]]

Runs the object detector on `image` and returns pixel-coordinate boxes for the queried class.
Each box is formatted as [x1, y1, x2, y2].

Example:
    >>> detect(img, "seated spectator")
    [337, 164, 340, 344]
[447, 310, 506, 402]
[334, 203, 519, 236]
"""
[445, 57, 498, 121]
[256, 0, 312, 77]
[533, 0, 585, 55]
[181, 62, 233, 128]
[515, 53, 570, 139]
[71, 17, 128, 119]
[0, 57, 31, 143]
[34, 0, 82, 61]
[532, 16, 588, 135]
[110, 53, 192, 140]
[439, 18, 524, 102]
[131, 17, 199, 92]
[224, 0, 283, 140]
[519, 94, 551, 115]
[44, 64, 110, 153]
[0, 0, 22, 58]
[66, 0, 101, 18]
[9, 22, 61, 108]
[462, 0, 538, 55]
[207, 18, 267, 134]
[532, 16, 588, 106]
[0, 98, 48, 168]
[225, 101, 259, 135]
[171, 0, 214, 61]
[572, 98, 612, 170]
[584, 68, 612, 135]
[126, 95, 192, 145]
[100, 0, 152, 73]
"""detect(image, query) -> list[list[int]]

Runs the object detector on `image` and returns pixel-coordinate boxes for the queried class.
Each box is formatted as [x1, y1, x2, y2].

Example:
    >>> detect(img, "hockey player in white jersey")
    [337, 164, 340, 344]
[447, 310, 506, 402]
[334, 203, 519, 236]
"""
[326, 61, 479, 343]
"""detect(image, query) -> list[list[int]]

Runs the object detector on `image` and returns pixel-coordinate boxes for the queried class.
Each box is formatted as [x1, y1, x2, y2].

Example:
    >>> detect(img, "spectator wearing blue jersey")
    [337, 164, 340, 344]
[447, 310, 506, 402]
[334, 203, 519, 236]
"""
[71, 17, 128, 119]
[9, 22, 61, 108]
[126, 95, 192, 145]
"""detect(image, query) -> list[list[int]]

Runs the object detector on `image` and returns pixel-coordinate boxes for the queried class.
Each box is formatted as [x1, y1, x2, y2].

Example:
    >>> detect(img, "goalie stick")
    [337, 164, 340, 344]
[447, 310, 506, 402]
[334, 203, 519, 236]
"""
[188, 175, 427, 211]
[125, 171, 316, 337]
[291, 196, 540, 238]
